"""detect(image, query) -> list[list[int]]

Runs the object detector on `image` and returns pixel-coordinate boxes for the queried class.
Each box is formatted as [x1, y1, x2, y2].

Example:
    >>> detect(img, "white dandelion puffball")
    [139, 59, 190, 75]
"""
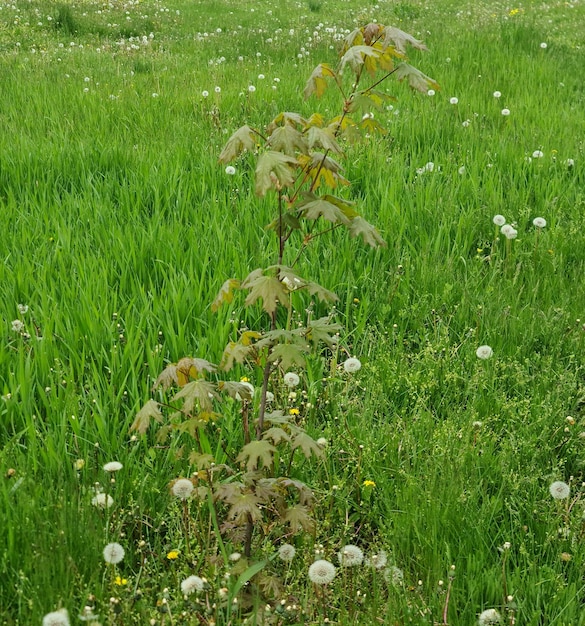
[225, 165, 236, 175]
[427, 89, 435, 96]
[476, 345, 493, 360]
[265, 390, 275, 403]
[501, 108, 510, 116]
[532, 150, 544, 158]
[449, 97, 458, 104]
[103, 542, 125, 564]
[11, 319, 24, 333]
[549, 480, 570, 500]
[181, 575, 205, 595]
[42, 609, 70, 626]
[171, 478, 194, 499]
[478, 608, 502, 625]
[504, 227, 518, 240]
[540, 42, 547, 49]
[235, 381, 254, 401]
[338, 544, 364, 567]
[278, 543, 296, 562]
[343, 357, 362, 373]
[493, 91, 501, 98]
[566, 158, 574, 167]
[103, 461, 123, 472]
[385, 565, 404, 586]
[500, 224, 514, 237]
[201, 90, 209, 97]
[283, 372, 300, 387]
[92, 493, 114, 508]
[308, 559, 336, 584]
[493, 214, 506, 226]
[533, 217, 547, 228]
[248, 84, 256, 93]
[367, 550, 388, 569]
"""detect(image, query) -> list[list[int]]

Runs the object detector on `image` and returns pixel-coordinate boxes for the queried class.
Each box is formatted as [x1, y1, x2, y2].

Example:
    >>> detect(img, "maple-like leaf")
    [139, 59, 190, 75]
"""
[268, 111, 307, 132]
[268, 342, 309, 370]
[218, 380, 254, 400]
[303, 63, 336, 99]
[297, 194, 351, 225]
[218, 124, 259, 163]
[176, 357, 217, 386]
[215, 481, 244, 503]
[211, 278, 240, 313]
[172, 379, 218, 413]
[349, 90, 394, 113]
[263, 410, 292, 426]
[290, 431, 324, 459]
[129, 399, 163, 434]
[348, 216, 387, 247]
[339, 45, 380, 76]
[305, 281, 339, 304]
[281, 504, 315, 533]
[227, 492, 263, 524]
[341, 28, 364, 52]
[243, 271, 290, 314]
[394, 63, 439, 93]
[359, 116, 387, 135]
[262, 427, 291, 445]
[254, 477, 282, 503]
[188, 451, 215, 469]
[236, 440, 277, 471]
[382, 26, 427, 55]
[297, 152, 349, 189]
[255, 151, 298, 196]
[220, 341, 255, 371]
[306, 126, 342, 154]
[305, 316, 342, 346]
[363, 22, 383, 45]
[267, 125, 308, 156]
[152, 364, 178, 391]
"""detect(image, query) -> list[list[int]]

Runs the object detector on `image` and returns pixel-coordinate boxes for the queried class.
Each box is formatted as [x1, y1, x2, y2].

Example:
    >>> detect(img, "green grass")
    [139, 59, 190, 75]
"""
[1, 0, 585, 623]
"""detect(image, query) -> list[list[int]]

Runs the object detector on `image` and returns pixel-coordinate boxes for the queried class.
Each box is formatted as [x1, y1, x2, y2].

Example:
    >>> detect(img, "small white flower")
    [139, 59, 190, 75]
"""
[257, 73, 265, 79]
[201, 90, 209, 97]
[265, 391, 275, 403]
[478, 608, 501, 625]
[42, 609, 71, 626]
[316, 437, 328, 447]
[338, 544, 364, 567]
[566, 158, 575, 167]
[171, 478, 194, 499]
[308, 559, 336, 584]
[493, 215, 506, 226]
[103, 461, 123, 472]
[549, 480, 570, 500]
[343, 357, 362, 373]
[225, 165, 236, 175]
[151, 92, 159, 98]
[385, 565, 404, 586]
[103, 542, 125, 564]
[427, 89, 435, 96]
[214, 86, 221, 93]
[476, 345, 493, 360]
[493, 91, 501, 98]
[458, 166, 466, 175]
[532, 150, 544, 158]
[462, 119, 470, 127]
[92, 493, 114, 508]
[248, 85, 256, 93]
[283, 372, 300, 387]
[229, 552, 242, 562]
[278, 543, 296, 562]
[501, 108, 510, 116]
[181, 575, 204, 595]
[425, 161, 435, 172]
[449, 97, 458, 105]
[11, 320, 24, 333]
[533, 217, 547, 228]
[17, 304, 28, 314]
[540, 42, 548, 49]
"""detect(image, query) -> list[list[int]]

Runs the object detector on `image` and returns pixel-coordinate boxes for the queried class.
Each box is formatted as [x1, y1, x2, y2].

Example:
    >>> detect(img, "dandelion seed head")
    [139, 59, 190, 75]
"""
[103, 542, 125, 564]
[343, 357, 362, 373]
[338, 544, 364, 567]
[533, 217, 547, 228]
[540, 42, 547, 49]
[449, 97, 458, 104]
[366, 550, 388, 569]
[181, 575, 205, 595]
[427, 89, 435, 96]
[532, 150, 544, 158]
[550, 480, 570, 500]
[493, 91, 501, 98]
[308, 559, 336, 584]
[493, 215, 506, 226]
[171, 478, 194, 499]
[385, 565, 404, 586]
[478, 608, 502, 625]
[283, 372, 300, 387]
[11, 320, 24, 333]
[17, 304, 28, 314]
[501, 108, 510, 116]
[278, 543, 296, 562]
[476, 345, 493, 360]
[92, 493, 114, 508]
[225, 165, 236, 175]
[103, 461, 123, 472]
[42, 609, 70, 626]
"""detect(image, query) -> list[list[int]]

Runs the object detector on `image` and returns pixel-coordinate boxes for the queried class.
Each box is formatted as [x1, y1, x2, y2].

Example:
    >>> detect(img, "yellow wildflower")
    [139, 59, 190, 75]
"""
[289, 408, 300, 415]
[167, 550, 180, 560]
[114, 576, 128, 585]
[240, 376, 250, 383]
[363, 480, 376, 488]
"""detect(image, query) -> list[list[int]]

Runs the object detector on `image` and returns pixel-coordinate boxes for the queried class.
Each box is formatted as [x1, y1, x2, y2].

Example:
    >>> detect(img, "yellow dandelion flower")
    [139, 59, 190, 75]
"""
[289, 408, 300, 415]
[167, 550, 180, 560]
[240, 376, 250, 383]
[363, 480, 376, 488]
[353, 298, 360, 304]
[114, 575, 128, 586]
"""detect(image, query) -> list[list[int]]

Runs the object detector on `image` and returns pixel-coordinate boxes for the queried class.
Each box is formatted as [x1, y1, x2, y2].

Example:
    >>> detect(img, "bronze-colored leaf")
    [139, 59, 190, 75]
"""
[130, 399, 163, 434]
[347, 216, 387, 247]
[236, 440, 277, 471]
[211, 278, 241, 313]
[382, 26, 427, 55]
[303, 63, 336, 99]
[255, 151, 298, 196]
[172, 379, 218, 413]
[218, 124, 259, 163]
[282, 504, 315, 533]
[393, 62, 439, 93]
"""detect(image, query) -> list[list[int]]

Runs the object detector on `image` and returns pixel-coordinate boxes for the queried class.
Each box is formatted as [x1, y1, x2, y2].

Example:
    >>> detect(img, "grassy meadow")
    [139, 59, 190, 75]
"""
[1, 0, 585, 623]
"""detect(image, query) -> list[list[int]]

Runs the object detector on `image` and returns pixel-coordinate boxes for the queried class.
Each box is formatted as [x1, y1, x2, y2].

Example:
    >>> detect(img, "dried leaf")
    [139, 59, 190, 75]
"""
[130, 399, 163, 434]
[382, 26, 428, 55]
[211, 278, 240, 313]
[303, 63, 336, 99]
[218, 124, 259, 163]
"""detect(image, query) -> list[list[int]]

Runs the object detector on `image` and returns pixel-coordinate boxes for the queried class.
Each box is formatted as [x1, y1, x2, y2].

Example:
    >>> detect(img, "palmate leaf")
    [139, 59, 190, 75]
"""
[382, 25, 428, 55]
[220, 341, 255, 371]
[297, 193, 351, 225]
[255, 151, 298, 196]
[218, 124, 259, 163]
[280, 478, 315, 506]
[306, 126, 342, 154]
[282, 504, 315, 533]
[297, 152, 349, 190]
[262, 427, 291, 445]
[359, 116, 387, 135]
[339, 45, 380, 76]
[305, 316, 343, 347]
[218, 380, 254, 400]
[227, 492, 263, 524]
[176, 357, 217, 386]
[341, 28, 364, 52]
[305, 281, 339, 304]
[129, 399, 163, 434]
[267, 342, 310, 370]
[242, 270, 290, 314]
[172, 379, 218, 413]
[303, 63, 336, 99]
[290, 431, 324, 459]
[236, 440, 277, 471]
[394, 62, 439, 93]
[211, 278, 240, 313]
[348, 216, 387, 247]
[152, 364, 178, 391]
[349, 90, 395, 113]
[267, 124, 308, 156]
[268, 111, 307, 132]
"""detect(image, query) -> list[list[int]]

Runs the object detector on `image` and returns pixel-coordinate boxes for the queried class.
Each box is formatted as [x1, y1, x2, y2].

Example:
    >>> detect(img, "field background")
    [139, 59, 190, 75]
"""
[1, 0, 585, 623]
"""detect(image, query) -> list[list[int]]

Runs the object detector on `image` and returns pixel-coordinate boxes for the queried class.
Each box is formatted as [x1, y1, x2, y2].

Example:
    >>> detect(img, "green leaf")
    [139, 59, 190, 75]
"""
[306, 126, 342, 155]
[227, 492, 263, 523]
[297, 194, 351, 225]
[394, 62, 439, 93]
[218, 380, 254, 400]
[267, 124, 308, 156]
[290, 431, 324, 459]
[382, 26, 428, 55]
[359, 116, 387, 135]
[230, 560, 269, 600]
[188, 452, 215, 469]
[236, 440, 277, 471]
[282, 504, 315, 533]
[305, 316, 343, 346]
[255, 151, 298, 196]
[349, 90, 394, 113]
[339, 45, 380, 75]
[211, 278, 240, 313]
[348, 216, 387, 247]
[306, 281, 339, 304]
[303, 63, 336, 99]
[265, 211, 302, 233]
[220, 341, 255, 371]
[175, 357, 217, 386]
[152, 364, 178, 391]
[268, 342, 309, 370]
[268, 111, 307, 131]
[218, 125, 259, 163]
[263, 427, 291, 445]
[242, 271, 290, 314]
[129, 399, 163, 434]
[172, 380, 218, 413]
